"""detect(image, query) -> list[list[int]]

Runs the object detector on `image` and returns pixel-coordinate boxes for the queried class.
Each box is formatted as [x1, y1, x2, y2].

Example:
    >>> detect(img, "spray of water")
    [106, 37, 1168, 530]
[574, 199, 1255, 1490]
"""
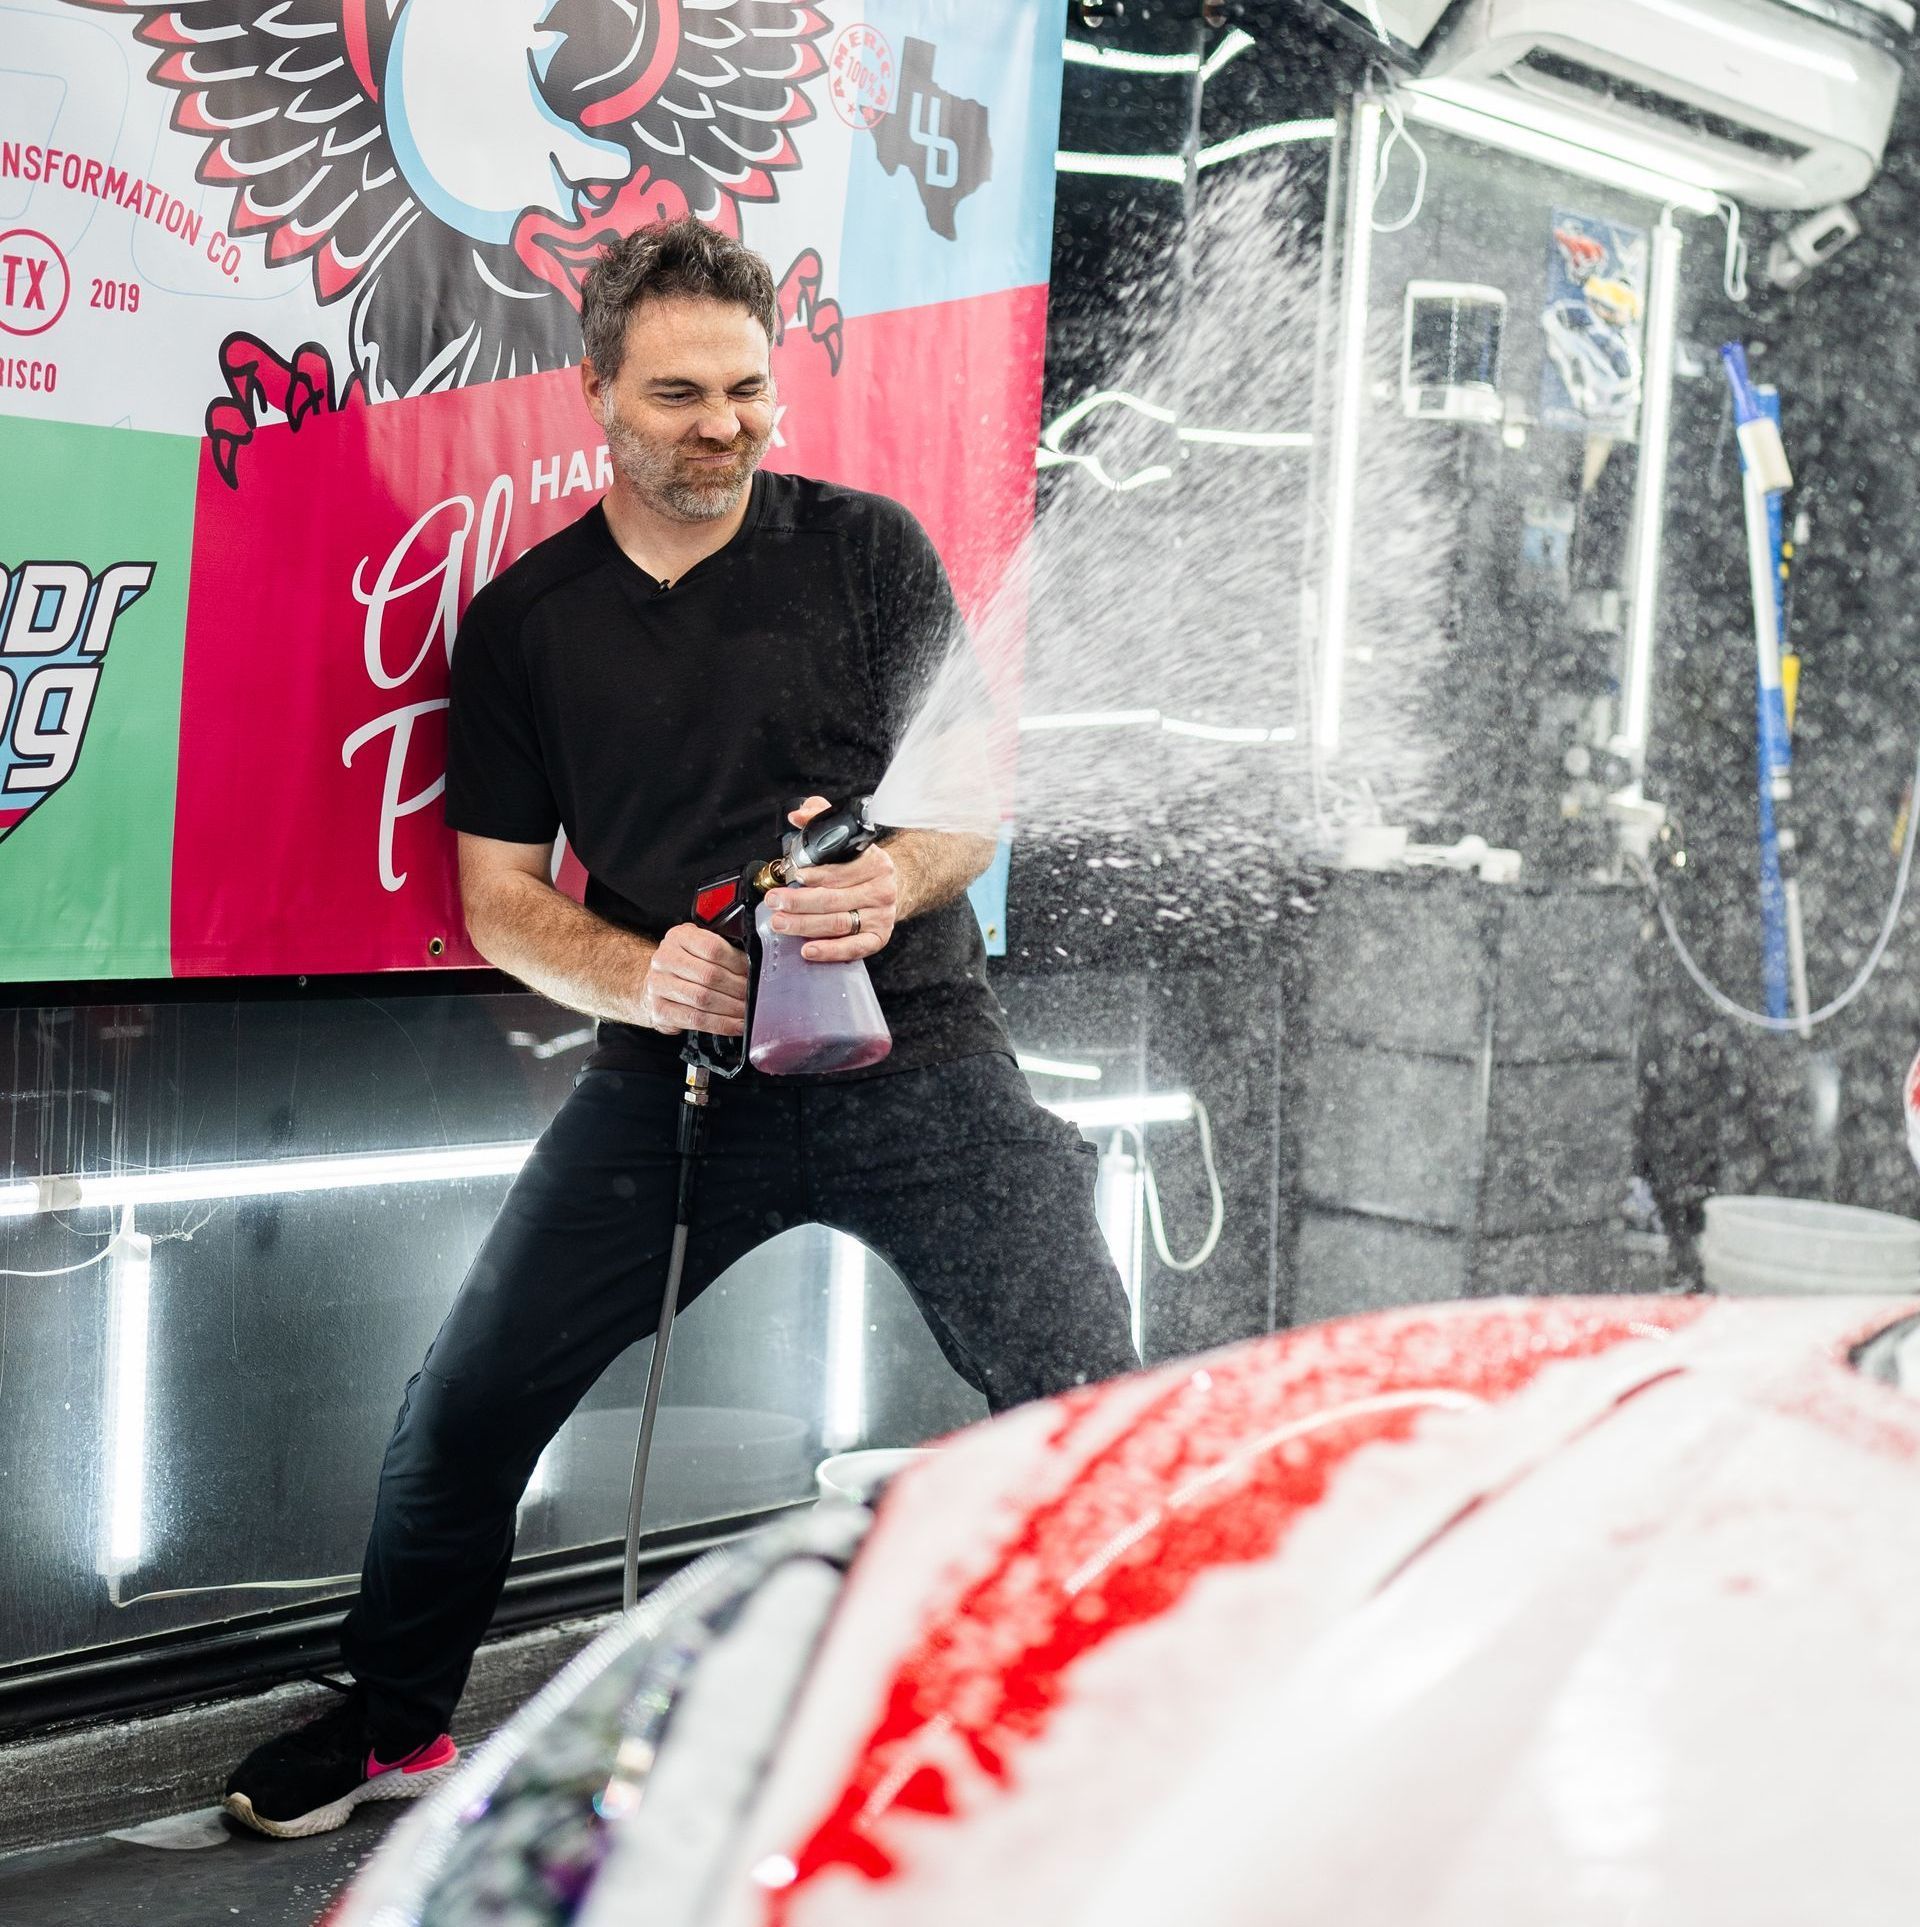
[869, 156, 1459, 899]
[867, 691, 1002, 838]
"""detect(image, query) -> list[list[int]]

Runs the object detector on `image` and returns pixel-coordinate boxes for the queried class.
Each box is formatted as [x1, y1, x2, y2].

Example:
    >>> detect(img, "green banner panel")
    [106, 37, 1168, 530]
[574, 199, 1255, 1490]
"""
[0, 416, 196, 980]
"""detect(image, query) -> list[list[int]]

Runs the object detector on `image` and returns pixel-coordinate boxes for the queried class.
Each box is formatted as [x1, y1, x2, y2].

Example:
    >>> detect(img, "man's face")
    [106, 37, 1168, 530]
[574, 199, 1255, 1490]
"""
[590, 296, 776, 523]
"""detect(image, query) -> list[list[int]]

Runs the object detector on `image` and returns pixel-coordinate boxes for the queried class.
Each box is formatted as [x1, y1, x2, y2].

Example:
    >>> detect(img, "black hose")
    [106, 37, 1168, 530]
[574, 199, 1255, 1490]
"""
[623, 1073, 712, 1613]
[623, 1217, 689, 1612]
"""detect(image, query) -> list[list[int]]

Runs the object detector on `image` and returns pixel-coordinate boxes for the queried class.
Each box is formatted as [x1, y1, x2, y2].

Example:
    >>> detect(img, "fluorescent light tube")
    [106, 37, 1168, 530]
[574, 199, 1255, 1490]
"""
[1063, 42, 1201, 74]
[1017, 710, 1293, 742]
[823, 1235, 868, 1452]
[1399, 83, 1722, 216]
[1199, 29, 1256, 83]
[1055, 150, 1188, 184]
[1018, 710, 1163, 731]
[1159, 718, 1288, 744]
[1016, 1054, 1105, 1083]
[1176, 425, 1313, 449]
[1617, 216, 1686, 772]
[1318, 100, 1384, 756]
[101, 1216, 151, 1576]
[1094, 1139, 1146, 1351]
[1061, 28, 1254, 82]
[5, 1101, 1195, 1222]
[1053, 1093, 1197, 1129]
[520, 1441, 555, 1508]
[2, 1141, 535, 1217]
[1198, 121, 1337, 168]
[1044, 388, 1175, 442]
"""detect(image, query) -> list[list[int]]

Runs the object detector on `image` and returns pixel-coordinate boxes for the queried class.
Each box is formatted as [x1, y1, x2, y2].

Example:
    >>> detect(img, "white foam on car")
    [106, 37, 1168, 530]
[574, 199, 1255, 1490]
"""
[711, 1300, 1920, 1927]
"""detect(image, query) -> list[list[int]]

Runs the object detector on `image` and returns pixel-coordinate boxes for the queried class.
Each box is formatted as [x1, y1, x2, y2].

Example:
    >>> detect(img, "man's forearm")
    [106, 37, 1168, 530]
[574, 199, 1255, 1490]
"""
[466, 871, 655, 1024]
[886, 830, 997, 923]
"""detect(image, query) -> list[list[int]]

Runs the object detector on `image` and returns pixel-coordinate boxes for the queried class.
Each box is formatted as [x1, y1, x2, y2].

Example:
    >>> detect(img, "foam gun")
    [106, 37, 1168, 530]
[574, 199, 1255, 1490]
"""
[685, 798, 892, 1079]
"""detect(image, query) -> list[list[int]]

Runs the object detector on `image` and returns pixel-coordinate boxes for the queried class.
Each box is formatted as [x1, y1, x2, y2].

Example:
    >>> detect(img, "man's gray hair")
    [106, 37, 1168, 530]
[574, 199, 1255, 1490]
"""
[579, 217, 779, 382]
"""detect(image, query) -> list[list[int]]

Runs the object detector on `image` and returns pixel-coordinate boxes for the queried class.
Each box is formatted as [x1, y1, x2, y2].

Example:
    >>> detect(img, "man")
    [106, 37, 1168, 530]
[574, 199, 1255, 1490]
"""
[223, 217, 1140, 1839]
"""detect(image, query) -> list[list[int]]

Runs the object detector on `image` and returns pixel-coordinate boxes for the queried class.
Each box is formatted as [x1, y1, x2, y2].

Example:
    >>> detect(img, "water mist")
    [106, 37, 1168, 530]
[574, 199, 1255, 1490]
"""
[870, 156, 1459, 936]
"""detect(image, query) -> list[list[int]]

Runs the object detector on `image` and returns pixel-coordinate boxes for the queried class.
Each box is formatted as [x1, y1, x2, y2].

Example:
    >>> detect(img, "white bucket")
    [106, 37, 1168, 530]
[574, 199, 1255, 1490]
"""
[1699, 1245, 1912, 1297]
[1706, 1196, 1920, 1273]
[816, 1448, 934, 1505]
[1702, 1195, 1920, 1284]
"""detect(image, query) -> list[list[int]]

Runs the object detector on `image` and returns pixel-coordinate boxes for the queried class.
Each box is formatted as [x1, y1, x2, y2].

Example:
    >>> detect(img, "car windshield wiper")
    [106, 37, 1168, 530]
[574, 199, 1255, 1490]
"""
[1849, 1310, 1920, 1388]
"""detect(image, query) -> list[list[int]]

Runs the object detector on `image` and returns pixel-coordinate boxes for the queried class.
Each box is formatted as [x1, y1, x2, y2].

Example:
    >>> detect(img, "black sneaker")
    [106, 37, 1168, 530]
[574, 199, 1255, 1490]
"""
[223, 1676, 458, 1839]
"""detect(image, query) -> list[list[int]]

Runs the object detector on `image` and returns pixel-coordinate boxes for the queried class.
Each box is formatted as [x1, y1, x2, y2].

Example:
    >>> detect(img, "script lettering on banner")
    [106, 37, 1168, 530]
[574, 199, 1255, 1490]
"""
[341, 477, 512, 892]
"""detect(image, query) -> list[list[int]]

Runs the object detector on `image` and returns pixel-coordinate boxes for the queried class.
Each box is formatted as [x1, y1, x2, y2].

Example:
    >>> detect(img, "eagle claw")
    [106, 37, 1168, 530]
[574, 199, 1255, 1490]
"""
[775, 249, 844, 377]
[204, 333, 354, 489]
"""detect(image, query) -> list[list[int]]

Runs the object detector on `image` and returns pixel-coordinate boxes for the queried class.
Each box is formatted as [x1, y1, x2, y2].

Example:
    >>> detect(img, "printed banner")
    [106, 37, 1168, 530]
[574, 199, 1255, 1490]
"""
[1538, 209, 1647, 441]
[0, 0, 1064, 980]
[1, 415, 195, 977]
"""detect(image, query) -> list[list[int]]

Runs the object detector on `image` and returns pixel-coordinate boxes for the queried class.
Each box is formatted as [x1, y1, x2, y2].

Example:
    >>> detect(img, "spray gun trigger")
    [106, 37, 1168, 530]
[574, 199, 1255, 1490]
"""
[693, 881, 740, 924]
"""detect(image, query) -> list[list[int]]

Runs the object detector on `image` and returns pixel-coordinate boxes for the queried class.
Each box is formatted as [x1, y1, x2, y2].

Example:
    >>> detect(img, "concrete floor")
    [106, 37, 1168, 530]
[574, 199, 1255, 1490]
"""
[0, 1611, 623, 1922]
[0, 1802, 404, 1925]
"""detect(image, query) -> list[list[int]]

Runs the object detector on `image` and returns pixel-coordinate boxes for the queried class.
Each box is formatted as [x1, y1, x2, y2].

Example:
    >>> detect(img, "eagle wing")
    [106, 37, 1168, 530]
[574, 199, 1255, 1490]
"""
[639, 1, 829, 219]
[538, 0, 830, 227]
[67, 1, 417, 302]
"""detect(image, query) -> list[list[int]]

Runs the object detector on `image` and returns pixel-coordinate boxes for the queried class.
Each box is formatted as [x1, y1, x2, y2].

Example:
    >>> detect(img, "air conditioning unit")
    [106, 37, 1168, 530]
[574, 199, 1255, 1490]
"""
[1416, 0, 1912, 207]
[1307, 0, 1458, 56]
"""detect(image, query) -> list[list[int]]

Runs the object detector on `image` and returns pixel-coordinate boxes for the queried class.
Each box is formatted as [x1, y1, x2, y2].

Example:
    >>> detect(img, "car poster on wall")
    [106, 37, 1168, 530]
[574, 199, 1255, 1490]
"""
[1539, 210, 1647, 440]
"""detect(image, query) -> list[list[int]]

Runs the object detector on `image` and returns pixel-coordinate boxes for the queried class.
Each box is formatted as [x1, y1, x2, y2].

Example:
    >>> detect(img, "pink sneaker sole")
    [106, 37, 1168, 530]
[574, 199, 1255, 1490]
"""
[225, 1735, 459, 1840]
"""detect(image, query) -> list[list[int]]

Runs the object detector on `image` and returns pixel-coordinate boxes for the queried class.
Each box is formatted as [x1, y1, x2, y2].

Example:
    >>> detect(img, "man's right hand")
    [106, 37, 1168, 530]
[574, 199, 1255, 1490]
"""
[638, 923, 751, 1036]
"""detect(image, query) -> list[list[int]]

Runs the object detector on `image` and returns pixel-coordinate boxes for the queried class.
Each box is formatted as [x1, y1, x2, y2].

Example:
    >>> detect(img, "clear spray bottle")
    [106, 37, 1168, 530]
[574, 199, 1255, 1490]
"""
[746, 799, 893, 1075]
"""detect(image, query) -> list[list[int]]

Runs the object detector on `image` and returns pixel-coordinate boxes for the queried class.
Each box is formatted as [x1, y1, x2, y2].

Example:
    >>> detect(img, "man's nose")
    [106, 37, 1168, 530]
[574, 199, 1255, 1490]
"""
[692, 402, 739, 444]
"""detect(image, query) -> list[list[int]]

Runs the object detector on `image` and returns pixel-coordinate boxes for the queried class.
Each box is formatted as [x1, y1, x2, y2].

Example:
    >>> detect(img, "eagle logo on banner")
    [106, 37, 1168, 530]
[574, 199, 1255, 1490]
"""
[66, 0, 842, 482]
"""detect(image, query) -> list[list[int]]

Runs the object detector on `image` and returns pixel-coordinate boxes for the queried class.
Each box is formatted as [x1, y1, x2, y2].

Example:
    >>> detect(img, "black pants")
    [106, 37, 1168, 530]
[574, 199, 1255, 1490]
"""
[338, 1051, 1139, 1748]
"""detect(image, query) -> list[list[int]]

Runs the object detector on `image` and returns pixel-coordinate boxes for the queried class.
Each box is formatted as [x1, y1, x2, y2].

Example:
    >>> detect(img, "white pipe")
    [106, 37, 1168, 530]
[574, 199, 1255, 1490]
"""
[1617, 214, 1685, 775]
[1317, 99, 1384, 757]
[1741, 465, 1788, 739]
[1738, 459, 1812, 1039]
[1783, 877, 1813, 1038]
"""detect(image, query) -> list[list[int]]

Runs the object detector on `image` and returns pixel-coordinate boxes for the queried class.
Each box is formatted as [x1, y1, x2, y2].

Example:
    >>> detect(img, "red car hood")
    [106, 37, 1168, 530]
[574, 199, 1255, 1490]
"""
[719, 1294, 1920, 1927]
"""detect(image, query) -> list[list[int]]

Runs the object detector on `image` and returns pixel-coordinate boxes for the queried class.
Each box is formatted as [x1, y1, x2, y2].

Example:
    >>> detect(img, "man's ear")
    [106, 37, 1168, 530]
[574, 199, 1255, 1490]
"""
[581, 357, 609, 427]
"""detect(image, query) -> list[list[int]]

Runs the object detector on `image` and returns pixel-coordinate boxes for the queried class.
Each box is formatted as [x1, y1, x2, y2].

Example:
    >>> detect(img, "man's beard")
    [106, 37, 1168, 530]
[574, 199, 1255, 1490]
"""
[603, 409, 769, 522]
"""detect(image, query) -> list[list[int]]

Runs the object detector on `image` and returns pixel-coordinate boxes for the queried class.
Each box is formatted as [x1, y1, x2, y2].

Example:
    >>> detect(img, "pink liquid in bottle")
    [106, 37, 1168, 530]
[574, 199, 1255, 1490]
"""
[748, 898, 893, 1074]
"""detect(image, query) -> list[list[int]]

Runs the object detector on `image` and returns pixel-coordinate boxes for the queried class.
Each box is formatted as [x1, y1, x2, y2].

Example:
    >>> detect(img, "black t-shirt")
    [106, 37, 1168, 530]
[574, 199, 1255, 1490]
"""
[443, 471, 1010, 1077]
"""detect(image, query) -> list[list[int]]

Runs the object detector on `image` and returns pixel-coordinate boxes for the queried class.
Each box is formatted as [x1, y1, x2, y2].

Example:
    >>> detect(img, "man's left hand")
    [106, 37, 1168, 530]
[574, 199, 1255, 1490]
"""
[768, 796, 897, 961]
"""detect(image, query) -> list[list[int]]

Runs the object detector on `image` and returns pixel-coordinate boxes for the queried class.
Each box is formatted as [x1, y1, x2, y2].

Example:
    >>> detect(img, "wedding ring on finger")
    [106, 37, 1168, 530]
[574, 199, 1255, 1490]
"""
[848, 908, 862, 937]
